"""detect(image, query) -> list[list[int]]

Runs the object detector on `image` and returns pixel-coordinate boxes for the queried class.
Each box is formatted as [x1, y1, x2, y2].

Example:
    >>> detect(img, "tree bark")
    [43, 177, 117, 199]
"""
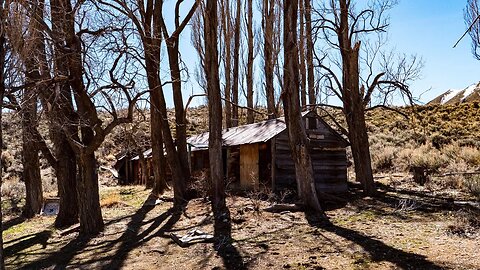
[150, 94, 168, 195]
[76, 152, 104, 235]
[21, 92, 43, 218]
[204, 0, 231, 240]
[19, 0, 48, 219]
[231, 0, 241, 127]
[49, 0, 79, 228]
[263, 0, 276, 119]
[299, 0, 307, 108]
[283, 0, 322, 212]
[304, 0, 315, 105]
[54, 138, 78, 228]
[338, 0, 375, 195]
[246, 0, 254, 124]
[221, 0, 233, 128]
[61, 0, 104, 235]
[0, 1, 7, 266]
[165, 40, 191, 187]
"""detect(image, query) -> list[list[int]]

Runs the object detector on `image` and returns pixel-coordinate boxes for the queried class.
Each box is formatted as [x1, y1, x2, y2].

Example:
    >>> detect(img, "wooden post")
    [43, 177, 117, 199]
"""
[240, 144, 259, 190]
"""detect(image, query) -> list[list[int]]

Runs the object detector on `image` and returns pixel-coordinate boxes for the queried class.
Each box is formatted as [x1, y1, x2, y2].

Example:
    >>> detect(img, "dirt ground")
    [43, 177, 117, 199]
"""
[3, 175, 480, 270]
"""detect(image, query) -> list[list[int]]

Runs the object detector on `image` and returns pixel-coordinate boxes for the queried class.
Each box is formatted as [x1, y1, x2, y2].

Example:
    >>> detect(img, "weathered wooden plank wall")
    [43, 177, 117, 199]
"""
[274, 114, 348, 193]
[240, 143, 260, 190]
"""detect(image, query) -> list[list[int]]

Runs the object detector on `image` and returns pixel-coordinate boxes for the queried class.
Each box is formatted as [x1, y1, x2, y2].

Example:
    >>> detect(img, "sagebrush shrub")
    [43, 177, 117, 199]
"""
[465, 175, 480, 200]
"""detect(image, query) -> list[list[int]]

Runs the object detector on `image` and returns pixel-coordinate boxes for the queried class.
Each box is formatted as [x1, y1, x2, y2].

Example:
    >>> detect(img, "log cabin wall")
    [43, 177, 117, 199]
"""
[274, 112, 348, 193]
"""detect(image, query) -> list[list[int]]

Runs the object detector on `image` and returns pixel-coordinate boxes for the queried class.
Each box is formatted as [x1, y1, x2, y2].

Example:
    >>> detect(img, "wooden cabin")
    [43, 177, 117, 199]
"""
[115, 149, 157, 186]
[187, 111, 350, 194]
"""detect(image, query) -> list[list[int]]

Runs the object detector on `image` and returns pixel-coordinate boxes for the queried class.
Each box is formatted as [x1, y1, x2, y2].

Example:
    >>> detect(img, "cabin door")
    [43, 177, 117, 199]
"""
[239, 143, 259, 190]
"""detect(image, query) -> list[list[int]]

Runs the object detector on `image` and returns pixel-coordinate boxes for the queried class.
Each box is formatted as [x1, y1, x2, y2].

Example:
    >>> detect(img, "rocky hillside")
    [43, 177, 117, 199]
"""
[428, 82, 480, 105]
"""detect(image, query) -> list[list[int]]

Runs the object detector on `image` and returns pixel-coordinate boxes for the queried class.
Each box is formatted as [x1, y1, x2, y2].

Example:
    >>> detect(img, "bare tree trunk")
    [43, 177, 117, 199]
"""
[205, 0, 231, 240]
[283, 0, 322, 212]
[304, 0, 315, 105]
[150, 98, 168, 195]
[158, 0, 199, 203]
[299, 0, 307, 108]
[12, 0, 46, 219]
[54, 135, 78, 228]
[62, 0, 104, 235]
[0, 1, 6, 266]
[263, 0, 276, 119]
[21, 91, 42, 218]
[146, 59, 188, 205]
[338, 0, 375, 195]
[231, 0, 241, 127]
[246, 0, 254, 124]
[221, 0, 233, 128]
[49, 0, 79, 228]
[165, 41, 191, 186]
[76, 152, 104, 235]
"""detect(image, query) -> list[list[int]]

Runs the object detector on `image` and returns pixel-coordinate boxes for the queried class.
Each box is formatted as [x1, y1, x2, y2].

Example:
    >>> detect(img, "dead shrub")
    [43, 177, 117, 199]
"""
[1, 178, 25, 214]
[430, 133, 451, 149]
[447, 209, 480, 238]
[188, 169, 211, 199]
[437, 161, 469, 189]
[464, 175, 480, 200]
[409, 144, 447, 173]
[101, 192, 121, 208]
[457, 147, 480, 167]
[372, 146, 396, 172]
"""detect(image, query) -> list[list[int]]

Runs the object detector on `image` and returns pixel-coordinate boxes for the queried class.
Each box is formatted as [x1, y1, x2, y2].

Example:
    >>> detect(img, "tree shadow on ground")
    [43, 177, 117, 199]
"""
[376, 182, 479, 212]
[4, 230, 52, 257]
[2, 216, 26, 231]
[101, 202, 179, 269]
[343, 181, 480, 220]
[11, 198, 166, 270]
[305, 212, 445, 270]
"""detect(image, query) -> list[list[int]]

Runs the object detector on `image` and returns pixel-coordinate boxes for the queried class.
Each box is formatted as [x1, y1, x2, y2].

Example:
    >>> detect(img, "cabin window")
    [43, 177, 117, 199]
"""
[307, 117, 317, 130]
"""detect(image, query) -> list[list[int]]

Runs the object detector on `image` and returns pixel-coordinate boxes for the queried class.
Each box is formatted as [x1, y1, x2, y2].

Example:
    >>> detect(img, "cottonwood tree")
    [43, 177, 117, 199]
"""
[47, 0, 80, 228]
[158, 0, 199, 196]
[466, 0, 480, 59]
[283, 0, 322, 212]
[5, 0, 79, 227]
[304, 0, 316, 105]
[191, 1, 242, 127]
[47, 0, 146, 235]
[4, 1, 43, 218]
[246, 0, 255, 124]
[204, 0, 231, 239]
[97, 0, 170, 197]
[262, 0, 281, 119]
[0, 0, 6, 267]
[231, 0, 242, 126]
[315, 0, 421, 195]
[299, 0, 307, 107]
[220, 0, 233, 127]
[98, 0, 199, 205]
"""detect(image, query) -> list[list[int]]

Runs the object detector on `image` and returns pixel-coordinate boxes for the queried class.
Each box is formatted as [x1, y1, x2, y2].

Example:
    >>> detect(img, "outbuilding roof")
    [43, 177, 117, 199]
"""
[187, 118, 287, 150]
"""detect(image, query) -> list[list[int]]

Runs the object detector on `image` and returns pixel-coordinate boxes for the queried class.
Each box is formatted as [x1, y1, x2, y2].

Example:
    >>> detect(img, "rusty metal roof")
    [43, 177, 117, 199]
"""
[187, 118, 287, 150]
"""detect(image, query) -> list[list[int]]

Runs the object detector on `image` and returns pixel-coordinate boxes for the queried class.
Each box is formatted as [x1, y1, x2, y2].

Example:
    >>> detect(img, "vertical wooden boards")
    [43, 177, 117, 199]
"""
[240, 143, 259, 190]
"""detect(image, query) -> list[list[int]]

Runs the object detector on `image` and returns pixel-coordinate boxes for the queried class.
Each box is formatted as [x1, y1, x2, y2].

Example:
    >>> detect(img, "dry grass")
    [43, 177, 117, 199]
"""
[3, 180, 480, 270]
[100, 192, 122, 208]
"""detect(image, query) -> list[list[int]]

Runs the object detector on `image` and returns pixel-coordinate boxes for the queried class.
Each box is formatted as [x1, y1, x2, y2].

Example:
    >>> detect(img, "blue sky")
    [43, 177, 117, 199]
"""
[170, 0, 479, 107]
[388, 1, 479, 102]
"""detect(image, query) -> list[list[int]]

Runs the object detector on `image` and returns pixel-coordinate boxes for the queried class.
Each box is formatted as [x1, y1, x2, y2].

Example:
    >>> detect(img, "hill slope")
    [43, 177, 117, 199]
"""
[429, 82, 480, 105]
